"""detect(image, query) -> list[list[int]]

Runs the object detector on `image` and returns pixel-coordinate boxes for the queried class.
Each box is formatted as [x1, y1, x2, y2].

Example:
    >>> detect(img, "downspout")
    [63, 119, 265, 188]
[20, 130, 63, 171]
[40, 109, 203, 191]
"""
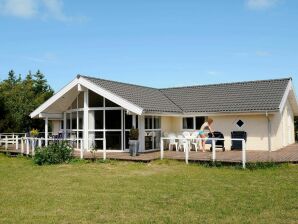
[266, 111, 272, 152]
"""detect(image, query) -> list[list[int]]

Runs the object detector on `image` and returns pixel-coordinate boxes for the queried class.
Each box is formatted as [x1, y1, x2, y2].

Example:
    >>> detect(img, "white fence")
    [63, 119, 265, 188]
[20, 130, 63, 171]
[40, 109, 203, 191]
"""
[0, 134, 247, 168]
[160, 137, 247, 169]
[0, 136, 107, 161]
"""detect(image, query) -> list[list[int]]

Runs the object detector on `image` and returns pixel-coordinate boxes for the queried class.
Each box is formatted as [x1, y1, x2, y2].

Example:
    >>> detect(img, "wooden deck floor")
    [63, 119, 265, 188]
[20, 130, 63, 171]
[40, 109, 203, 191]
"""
[1, 144, 298, 163]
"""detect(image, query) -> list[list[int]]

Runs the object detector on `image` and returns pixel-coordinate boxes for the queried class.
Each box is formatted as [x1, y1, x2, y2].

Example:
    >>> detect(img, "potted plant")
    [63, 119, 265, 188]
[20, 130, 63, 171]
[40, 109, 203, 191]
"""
[129, 127, 139, 156]
[90, 143, 98, 162]
[30, 129, 39, 148]
[30, 129, 39, 137]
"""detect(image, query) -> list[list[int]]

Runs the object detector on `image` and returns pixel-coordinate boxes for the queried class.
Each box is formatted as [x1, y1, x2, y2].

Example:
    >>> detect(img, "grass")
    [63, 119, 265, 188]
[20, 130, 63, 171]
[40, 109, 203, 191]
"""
[0, 154, 297, 224]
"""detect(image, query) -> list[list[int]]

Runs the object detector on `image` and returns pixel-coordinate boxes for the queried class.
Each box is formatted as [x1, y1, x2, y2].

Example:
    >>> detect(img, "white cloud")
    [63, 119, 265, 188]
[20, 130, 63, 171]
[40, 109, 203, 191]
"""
[24, 52, 57, 63]
[256, 50, 272, 57]
[0, 0, 84, 22]
[0, 0, 37, 18]
[207, 71, 218, 76]
[246, 0, 279, 10]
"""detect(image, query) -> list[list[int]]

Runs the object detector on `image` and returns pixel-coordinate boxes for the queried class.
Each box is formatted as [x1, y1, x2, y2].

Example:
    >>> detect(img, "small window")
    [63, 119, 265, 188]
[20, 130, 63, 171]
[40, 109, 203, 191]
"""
[236, 120, 244, 128]
[145, 117, 153, 129]
[154, 117, 161, 129]
[183, 117, 194, 129]
[195, 117, 205, 130]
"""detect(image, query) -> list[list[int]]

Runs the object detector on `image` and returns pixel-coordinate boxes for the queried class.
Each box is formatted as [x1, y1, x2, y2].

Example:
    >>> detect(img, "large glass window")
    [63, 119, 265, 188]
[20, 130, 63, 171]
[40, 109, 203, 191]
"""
[78, 92, 84, 108]
[72, 112, 77, 129]
[106, 110, 122, 129]
[71, 98, 77, 109]
[89, 90, 104, 107]
[183, 117, 194, 129]
[66, 113, 71, 129]
[125, 113, 133, 129]
[78, 111, 83, 129]
[145, 116, 161, 150]
[94, 111, 103, 129]
[106, 99, 119, 107]
[106, 132, 122, 150]
[89, 132, 103, 149]
[65, 90, 129, 151]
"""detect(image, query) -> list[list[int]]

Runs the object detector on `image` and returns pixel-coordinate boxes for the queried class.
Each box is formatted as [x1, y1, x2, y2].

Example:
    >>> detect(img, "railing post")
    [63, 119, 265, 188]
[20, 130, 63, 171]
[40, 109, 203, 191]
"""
[80, 139, 83, 159]
[21, 138, 24, 154]
[38, 139, 41, 148]
[16, 136, 19, 150]
[32, 139, 35, 156]
[185, 141, 189, 164]
[12, 133, 15, 144]
[5, 136, 8, 150]
[160, 138, 164, 160]
[103, 139, 106, 161]
[242, 139, 246, 169]
[212, 139, 216, 163]
[26, 138, 29, 155]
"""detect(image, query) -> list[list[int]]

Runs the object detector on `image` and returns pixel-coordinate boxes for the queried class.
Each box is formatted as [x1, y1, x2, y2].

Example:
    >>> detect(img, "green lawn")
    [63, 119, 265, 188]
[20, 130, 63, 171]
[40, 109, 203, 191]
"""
[0, 154, 297, 224]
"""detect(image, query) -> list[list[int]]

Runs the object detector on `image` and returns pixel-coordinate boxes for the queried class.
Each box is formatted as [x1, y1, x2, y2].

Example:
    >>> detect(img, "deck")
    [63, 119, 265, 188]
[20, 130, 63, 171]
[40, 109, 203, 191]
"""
[1, 143, 298, 164]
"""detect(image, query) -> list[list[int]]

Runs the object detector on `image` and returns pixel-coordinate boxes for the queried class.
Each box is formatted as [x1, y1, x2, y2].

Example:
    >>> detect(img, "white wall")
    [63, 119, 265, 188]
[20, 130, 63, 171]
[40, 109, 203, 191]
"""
[160, 113, 294, 151]
[51, 120, 61, 135]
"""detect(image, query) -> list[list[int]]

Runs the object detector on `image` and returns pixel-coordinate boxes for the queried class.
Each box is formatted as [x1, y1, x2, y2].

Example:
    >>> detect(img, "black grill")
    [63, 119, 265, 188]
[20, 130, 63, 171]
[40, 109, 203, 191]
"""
[231, 131, 247, 150]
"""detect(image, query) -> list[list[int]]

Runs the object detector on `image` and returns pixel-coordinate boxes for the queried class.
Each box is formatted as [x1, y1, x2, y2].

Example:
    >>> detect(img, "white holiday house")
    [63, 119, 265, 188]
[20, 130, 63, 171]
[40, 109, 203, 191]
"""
[30, 75, 298, 152]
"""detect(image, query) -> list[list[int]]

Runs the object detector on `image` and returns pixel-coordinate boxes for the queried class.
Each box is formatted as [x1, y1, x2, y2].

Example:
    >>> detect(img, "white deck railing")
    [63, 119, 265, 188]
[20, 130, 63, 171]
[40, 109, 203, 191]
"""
[0, 136, 106, 161]
[160, 137, 247, 169]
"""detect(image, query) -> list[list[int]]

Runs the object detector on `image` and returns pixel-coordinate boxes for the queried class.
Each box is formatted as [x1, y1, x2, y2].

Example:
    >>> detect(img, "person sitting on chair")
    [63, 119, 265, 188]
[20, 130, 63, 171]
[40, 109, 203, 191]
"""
[197, 118, 214, 152]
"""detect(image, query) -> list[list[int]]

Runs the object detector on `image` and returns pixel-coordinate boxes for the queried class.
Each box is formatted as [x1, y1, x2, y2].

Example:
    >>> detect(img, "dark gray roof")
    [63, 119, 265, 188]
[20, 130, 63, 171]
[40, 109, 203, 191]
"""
[81, 75, 291, 114]
[81, 75, 182, 113]
[161, 78, 290, 113]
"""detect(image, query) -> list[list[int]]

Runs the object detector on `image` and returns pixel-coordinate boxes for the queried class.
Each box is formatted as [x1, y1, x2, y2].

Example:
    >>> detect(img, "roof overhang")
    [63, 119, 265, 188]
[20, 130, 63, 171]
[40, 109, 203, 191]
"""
[279, 79, 298, 116]
[30, 76, 144, 119]
[143, 110, 279, 117]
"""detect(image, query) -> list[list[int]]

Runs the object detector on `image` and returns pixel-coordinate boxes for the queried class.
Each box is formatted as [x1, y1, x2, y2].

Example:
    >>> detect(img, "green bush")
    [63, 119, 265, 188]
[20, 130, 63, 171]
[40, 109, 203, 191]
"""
[33, 141, 74, 165]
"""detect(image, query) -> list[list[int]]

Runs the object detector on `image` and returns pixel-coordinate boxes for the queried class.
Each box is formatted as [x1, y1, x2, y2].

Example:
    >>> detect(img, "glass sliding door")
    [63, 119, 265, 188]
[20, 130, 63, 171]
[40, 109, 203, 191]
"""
[145, 116, 161, 151]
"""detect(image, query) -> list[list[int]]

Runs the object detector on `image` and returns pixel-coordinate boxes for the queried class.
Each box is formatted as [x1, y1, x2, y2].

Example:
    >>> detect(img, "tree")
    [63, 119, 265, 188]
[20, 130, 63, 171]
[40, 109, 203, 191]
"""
[0, 70, 54, 133]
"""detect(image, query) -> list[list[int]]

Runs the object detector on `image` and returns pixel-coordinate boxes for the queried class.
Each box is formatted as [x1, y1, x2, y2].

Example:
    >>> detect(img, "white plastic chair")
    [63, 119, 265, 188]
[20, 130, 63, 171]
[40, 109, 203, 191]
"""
[191, 132, 199, 152]
[182, 132, 192, 150]
[168, 134, 178, 151]
[178, 135, 189, 152]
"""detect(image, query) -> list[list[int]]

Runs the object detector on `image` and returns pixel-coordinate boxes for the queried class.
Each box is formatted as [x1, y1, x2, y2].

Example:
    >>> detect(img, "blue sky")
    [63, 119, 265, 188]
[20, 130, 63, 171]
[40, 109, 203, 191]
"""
[0, 0, 298, 91]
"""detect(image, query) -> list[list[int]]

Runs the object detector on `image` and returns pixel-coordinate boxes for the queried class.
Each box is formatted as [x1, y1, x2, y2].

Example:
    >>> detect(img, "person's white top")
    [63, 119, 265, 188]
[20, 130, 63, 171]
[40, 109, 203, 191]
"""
[200, 122, 212, 135]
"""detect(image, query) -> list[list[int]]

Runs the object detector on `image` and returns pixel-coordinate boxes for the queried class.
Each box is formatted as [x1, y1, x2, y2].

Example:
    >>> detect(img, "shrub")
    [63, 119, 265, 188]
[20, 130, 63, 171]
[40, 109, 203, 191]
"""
[129, 127, 139, 140]
[33, 141, 74, 165]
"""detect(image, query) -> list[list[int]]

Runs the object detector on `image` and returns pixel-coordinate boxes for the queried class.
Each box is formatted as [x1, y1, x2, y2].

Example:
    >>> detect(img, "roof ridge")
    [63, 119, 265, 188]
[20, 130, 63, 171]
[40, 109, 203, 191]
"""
[79, 74, 158, 90]
[157, 89, 184, 112]
[160, 77, 292, 90]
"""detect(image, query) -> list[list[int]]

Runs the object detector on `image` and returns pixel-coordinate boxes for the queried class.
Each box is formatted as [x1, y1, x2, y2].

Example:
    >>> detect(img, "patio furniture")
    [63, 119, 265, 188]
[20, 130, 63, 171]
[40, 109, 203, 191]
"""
[191, 131, 200, 152]
[231, 131, 247, 150]
[168, 134, 178, 151]
[182, 132, 192, 150]
[178, 135, 189, 152]
[208, 131, 225, 151]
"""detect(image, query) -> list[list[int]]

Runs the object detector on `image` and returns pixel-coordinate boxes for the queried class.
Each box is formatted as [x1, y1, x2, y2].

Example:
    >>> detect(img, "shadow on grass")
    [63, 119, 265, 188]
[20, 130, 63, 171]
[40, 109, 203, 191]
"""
[193, 161, 287, 170]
